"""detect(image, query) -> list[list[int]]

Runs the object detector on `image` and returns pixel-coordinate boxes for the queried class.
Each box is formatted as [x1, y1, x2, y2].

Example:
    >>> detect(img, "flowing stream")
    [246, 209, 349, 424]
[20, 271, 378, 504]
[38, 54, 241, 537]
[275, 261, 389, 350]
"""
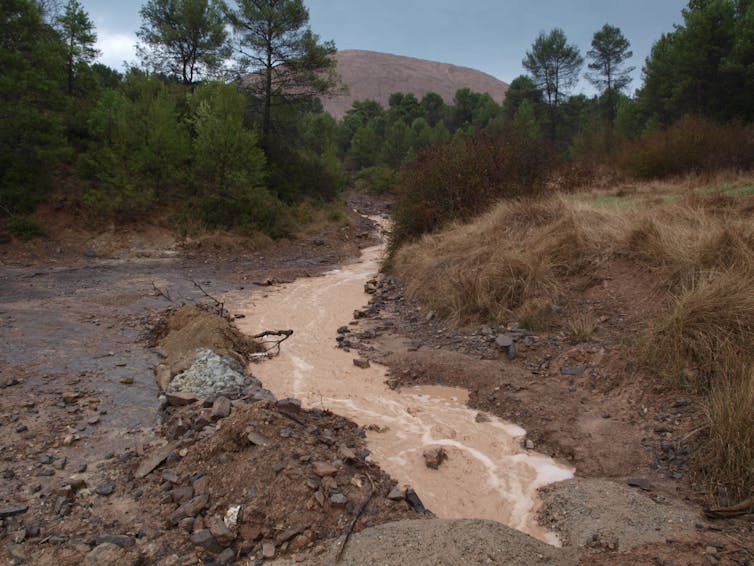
[225, 219, 573, 546]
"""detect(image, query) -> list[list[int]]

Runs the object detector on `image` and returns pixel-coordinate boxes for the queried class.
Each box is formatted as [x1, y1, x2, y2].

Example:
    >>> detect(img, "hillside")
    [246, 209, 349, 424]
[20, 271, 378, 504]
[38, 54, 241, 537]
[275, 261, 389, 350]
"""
[321, 49, 509, 120]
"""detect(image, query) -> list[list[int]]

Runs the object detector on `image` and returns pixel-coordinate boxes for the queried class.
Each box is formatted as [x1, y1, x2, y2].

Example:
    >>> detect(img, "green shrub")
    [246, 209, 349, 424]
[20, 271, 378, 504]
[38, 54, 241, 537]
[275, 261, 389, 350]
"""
[6, 215, 45, 241]
[355, 165, 396, 194]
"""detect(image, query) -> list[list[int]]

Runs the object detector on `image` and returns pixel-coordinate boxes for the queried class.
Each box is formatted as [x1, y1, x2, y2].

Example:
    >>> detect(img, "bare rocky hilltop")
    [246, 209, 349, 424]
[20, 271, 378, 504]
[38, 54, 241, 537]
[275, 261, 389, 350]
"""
[321, 49, 509, 120]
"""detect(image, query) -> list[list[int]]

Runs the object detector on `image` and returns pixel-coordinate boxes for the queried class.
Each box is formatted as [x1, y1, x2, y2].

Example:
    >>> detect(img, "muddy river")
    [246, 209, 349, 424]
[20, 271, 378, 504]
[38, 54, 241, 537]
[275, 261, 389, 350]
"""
[226, 219, 573, 546]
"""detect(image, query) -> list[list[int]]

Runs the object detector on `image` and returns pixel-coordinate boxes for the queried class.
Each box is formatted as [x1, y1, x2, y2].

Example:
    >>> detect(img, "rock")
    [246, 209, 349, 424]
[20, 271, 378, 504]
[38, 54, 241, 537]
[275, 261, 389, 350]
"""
[312, 461, 338, 477]
[338, 445, 357, 461]
[337, 326, 350, 334]
[560, 366, 586, 376]
[524, 439, 535, 450]
[94, 534, 135, 548]
[353, 358, 370, 369]
[388, 485, 406, 501]
[155, 364, 172, 391]
[193, 475, 210, 495]
[167, 350, 259, 400]
[94, 484, 115, 496]
[15, 423, 28, 433]
[84, 543, 126, 565]
[166, 392, 199, 407]
[262, 542, 276, 559]
[276, 526, 304, 544]
[507, 343, 518, 361]
[423, 447, 448, 470]
[207, 515, 236, 546]
[495, 335, 514, 349]
[119, 376, 134, 385]
[211, 396, 232, 419]
[247, 432, 270, 447]
[0, 504, 28, 518]
[190, 529, 223, 553]
[406, 489, 429, 514]
[626, 478, 652, 491]
[169, 493, 209, 524]
[475, 412, 491, 423]
[135, 443, 176, 479]
[224, 505, 241, 531]
[161, 469, 179, 484]
[170, 486, 194, 504]
[215, 547, 236, 565]
[330, 493, 348, 507]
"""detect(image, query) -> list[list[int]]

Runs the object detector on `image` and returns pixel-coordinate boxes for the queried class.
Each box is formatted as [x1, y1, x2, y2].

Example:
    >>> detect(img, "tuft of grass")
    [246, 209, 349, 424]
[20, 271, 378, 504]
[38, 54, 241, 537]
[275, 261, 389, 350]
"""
[566, 311, 598, 343]
[699, 360, 754, 503]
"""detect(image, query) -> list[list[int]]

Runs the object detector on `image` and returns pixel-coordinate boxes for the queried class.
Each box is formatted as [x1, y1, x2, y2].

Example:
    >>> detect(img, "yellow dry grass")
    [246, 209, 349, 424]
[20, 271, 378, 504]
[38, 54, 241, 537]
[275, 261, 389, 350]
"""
[392, 172, 754, 500]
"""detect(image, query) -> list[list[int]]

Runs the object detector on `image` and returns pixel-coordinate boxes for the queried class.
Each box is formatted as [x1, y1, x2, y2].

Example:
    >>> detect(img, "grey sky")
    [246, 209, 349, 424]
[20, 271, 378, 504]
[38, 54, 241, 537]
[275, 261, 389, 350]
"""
[81, 0, 688, 95]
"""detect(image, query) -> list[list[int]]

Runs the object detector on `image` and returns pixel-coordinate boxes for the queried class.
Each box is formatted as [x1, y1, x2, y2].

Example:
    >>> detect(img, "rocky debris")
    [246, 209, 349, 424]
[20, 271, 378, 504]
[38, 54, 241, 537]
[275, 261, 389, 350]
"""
[626, 478, 652, 491]
[353, 358, 371, 369]
[423, 447, 448, 470]
[93, 534, 135, 548]
[388, 485, 406, 501]
[211, 396, 232, 419]
[135, 443, 176, 479]
[0, 504, 28, 518]
[167, 349, 261, 400]
[84, 542, 126, 564]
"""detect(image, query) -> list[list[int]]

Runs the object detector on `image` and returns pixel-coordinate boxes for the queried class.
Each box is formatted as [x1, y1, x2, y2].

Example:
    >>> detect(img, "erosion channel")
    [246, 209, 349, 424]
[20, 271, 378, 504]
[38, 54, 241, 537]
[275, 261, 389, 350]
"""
[225, 217, 574, 546]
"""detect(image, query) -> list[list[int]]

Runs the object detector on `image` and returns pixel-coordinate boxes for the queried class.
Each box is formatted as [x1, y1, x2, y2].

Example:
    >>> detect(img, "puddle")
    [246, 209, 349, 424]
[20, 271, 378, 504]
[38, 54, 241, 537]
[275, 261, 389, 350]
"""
[226, 219, 573, 545]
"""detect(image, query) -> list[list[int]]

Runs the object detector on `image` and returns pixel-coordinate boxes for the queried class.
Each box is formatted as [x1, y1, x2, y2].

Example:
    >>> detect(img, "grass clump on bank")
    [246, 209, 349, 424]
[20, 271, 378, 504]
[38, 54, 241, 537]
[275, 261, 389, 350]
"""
[391, 176, 754, 502]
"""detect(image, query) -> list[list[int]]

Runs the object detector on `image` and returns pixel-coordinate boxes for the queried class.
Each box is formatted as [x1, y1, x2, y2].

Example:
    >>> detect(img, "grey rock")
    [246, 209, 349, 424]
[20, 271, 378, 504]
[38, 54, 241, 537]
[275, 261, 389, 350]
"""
[215, 547, 236, 565]
[190, 529, 223, 553]
[168, 350, 260, 400]
[507, 343, 518, 361]
[135, 443, 176, 479]
[388, 486, 406, 501]
[94, 534, 135, 548]
[560, 366, 586, 376]
[15, 423, 27, 433]
[353, 358, 370, 369]
[94, 484, 115, 496]
[170, 493, 208, 523]
[211, 396, 232, 419]
[495, 335, 514, 349]
[0, 505, 28, 518]
[330, 493, 348, 507]
[423, 447, 448, 470]
[170, 486, 194, 504]
[207, 515, 236, 546]
[626, 478, 652, 491]
[262, 542, 276, 558]
[84, 543, 125, 565]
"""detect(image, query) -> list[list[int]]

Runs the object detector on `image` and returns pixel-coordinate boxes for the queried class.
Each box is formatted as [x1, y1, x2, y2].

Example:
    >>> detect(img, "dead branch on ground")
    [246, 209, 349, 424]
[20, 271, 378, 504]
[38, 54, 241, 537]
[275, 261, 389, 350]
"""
[251, 329, 294, 358]
[336, 473, 375, 563]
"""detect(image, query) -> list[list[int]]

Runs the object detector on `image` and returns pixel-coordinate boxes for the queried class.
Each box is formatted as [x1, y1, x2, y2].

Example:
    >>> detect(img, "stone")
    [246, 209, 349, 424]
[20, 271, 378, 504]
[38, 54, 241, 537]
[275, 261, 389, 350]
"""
[388, 485, 406, 501]
[524, 439, 535, 450]
[507, 343, 518, 361]
[193, 475, 210, 495]
[161, 469, 179, 484]
[119, 376, 134, 385]
[168, 350, 259, 400]
[166, 392, 199, 407]
[224, 505, 241, 531]
[0, 505, 28, 518]
[312, 461, 338, 477]
[330, 493, 348, 507]
[135, 443, 176, 479]
[170, 486, 194, 504]
[560, 366, 586, 376]
[94, 534, 135, 548]
[406, 489, 429, 514]
[423, 447, 448, 470]
[208, 515, 236, 546]
[495, 335, 514, 349]
[15, 423, 28, 433]
[353, 358, 370, 369]
[170, 493, 208, 523]
[94, 484, 115, 496]
[211, 396, 232, 419]
[216, 547, 236, 565]
[190, 529, 223, 553]
[626, 478, 652, 491]
[338, 445, 357, 461]
[475, 412, 491, 423]
[247, 432, 270, 447]
[84, 543, 126, 565]
[262, 542, 276, 559]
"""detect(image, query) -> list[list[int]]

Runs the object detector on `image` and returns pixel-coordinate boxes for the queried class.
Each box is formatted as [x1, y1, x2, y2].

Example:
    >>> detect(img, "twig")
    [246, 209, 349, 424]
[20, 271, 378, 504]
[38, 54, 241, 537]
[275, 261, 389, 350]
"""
[252, 329, 294, 357]
[151, 281, 173, 302]
[190, 278, 226, 317]
[336, 473, 375, 563]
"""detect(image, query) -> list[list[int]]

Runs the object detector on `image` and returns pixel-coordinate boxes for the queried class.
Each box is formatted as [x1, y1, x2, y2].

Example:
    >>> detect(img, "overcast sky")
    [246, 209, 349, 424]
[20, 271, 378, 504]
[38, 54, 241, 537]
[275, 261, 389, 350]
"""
[81, 0, 688, 95]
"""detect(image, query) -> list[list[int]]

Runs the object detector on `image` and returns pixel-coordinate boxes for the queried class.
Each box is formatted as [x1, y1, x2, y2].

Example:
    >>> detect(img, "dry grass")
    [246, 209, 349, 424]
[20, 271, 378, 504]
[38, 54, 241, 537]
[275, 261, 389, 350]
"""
[392, 173, 754, 500]
[566, 311, 598, 343]
[700, 360, 754, 502]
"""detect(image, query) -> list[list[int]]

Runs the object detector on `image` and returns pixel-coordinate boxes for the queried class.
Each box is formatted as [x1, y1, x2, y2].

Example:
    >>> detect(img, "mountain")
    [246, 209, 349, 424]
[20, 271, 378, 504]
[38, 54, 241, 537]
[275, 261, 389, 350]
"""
[321, 50, 509, 120]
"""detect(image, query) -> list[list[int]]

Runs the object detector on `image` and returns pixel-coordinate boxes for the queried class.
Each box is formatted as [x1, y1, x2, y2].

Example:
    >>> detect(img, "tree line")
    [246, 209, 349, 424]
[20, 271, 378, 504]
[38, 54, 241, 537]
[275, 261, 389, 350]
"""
[1, 0, 752, 240]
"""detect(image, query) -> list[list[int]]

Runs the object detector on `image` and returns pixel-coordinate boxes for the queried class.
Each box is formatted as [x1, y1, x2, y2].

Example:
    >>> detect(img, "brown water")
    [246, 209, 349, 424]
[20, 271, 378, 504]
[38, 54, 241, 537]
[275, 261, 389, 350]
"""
[226, 221, 573, 545]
